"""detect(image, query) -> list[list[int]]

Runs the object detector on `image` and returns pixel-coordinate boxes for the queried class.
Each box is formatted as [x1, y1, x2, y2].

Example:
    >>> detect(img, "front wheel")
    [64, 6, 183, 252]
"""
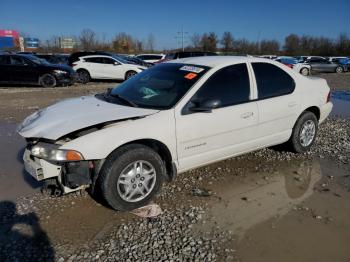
[40, 74, 56, 88]
[125, 70, 137, 80]
[288, 112, 318, 153]
[97, 144, 166, 211]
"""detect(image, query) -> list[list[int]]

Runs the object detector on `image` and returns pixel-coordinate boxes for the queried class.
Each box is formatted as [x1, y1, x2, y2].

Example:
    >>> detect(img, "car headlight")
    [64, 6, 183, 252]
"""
[31, 145, 84, 162]
[53, 70, 68, 74]
[138, 67, 146, 71]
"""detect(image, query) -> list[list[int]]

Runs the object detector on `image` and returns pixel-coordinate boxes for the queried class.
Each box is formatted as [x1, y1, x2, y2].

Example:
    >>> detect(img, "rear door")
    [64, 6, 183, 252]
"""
[0, 55, 11, 83]
[9, 56, 39, 84]
[175, 63, 259, 171]
[83, 57, 105, 78]
[251, 62, 299, 146]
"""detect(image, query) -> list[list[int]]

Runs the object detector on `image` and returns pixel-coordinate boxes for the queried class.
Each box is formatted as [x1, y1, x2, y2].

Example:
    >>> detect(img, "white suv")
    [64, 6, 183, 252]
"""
[18, 56, 332, 211]
[73, 55, 146, 83]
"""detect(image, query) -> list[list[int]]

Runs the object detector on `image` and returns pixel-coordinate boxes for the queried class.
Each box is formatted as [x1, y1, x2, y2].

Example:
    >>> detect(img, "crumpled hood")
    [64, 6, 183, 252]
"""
[17, 95, 159, 140]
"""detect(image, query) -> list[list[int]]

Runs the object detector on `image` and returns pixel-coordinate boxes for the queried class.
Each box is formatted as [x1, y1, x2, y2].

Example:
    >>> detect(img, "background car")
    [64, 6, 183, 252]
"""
[67, 51, 113, 66]
[135, 54, 165, 63]
[117, 55, 153, 68]
[72, 55, 146, 83]
[157, 51, 217, 63]
[274, 56, 311, 76]
[0, 54, 76, 87]
[328, 57, 350, 71]
[305, 57, 345, 73]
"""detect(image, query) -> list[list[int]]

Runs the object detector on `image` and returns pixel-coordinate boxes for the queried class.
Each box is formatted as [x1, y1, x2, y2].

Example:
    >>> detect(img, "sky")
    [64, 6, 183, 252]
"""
[1, 0, 349, 50]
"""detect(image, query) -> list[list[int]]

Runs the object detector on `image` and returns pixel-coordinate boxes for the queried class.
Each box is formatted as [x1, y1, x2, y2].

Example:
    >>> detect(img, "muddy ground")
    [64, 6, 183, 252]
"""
[0, 74, 349, 261]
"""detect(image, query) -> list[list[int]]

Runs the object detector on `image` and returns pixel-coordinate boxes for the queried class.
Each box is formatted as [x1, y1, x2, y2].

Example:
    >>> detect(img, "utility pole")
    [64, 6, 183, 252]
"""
[175, 26, 188, 51]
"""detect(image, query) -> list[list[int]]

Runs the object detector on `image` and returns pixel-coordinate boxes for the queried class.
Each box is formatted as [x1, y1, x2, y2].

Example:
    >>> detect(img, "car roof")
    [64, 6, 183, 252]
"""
[80, 55, 116, 59]
[167, 56, 273, 67]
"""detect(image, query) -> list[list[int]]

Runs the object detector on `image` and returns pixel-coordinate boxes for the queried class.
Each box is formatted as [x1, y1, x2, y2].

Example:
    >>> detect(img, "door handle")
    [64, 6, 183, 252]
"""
[288, 101, 297, 107]
[241, 112, 254, 119]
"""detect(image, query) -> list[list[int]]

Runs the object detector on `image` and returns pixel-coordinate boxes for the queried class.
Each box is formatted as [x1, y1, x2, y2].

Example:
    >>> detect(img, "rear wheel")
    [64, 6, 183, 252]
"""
[125, 70, 137, 80]
[335, 66, 343, 73]
[40, 74, 56, 88]
[288, 111, 318, 153]
[97, 144, 166, 211]
[77, 69, 90, 84]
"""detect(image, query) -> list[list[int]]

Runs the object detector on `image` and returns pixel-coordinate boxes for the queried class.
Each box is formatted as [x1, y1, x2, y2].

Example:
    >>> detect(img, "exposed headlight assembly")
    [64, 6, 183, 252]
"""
[53, 70, 68, 74]
[31, 144, 84, 162]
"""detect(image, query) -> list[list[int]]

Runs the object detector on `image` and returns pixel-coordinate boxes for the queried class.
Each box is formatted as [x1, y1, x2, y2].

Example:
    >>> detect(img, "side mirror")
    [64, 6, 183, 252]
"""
[114, 62, 120, 66]
[189, 99, 222, 113]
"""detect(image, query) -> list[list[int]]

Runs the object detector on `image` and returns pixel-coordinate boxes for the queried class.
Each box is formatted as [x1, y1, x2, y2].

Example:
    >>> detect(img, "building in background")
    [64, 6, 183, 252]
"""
[0, 30, 19, 50]
[59, 37, 78, 52]
[24, 37, 39, 50]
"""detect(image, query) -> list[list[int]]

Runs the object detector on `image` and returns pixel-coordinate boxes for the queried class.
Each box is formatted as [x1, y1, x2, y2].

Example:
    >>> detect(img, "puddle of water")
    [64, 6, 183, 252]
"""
[331, 91, 350, 118]
[0, 122, 41, 201]
[198, 158, 350, 262]
[203, 159, 322, 238]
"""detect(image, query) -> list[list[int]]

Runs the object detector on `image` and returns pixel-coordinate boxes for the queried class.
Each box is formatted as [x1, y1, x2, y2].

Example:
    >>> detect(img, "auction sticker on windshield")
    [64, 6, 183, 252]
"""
[180, 65, 204, 73]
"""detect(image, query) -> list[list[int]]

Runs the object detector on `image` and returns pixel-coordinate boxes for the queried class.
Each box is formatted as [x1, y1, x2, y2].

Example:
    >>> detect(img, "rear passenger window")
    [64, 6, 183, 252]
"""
[193, 63, 250, 107]
[0, 56, 9, 65]
[252, 63, 295, 99]
[84, 57, 103, 63]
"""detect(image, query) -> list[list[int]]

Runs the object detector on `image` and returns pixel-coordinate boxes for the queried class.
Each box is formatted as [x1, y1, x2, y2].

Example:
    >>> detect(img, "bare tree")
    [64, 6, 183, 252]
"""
[201, 32, 218, 52]
[146, 33, 156, 52]
[79, 29, 98, 50]
[190, 33, 201, 50]
[259, 39, 280, 54]
[221, 31, 234, 52]
[283, 34, 300, 56]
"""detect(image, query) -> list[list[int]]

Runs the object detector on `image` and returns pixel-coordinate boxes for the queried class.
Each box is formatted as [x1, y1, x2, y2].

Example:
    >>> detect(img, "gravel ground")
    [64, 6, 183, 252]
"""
[0, 118, 349, 262]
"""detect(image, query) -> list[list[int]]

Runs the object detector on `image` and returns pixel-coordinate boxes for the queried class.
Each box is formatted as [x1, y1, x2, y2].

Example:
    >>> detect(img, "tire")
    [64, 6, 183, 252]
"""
[335, 66, 343, 73]
[125, 70, 137, 80]
[300, 67, 309, 76]
[77, 69, 90, 84]
[288, 111, 318, 153]
[97, 144, 166, 211]
[40, 74, 56, 88]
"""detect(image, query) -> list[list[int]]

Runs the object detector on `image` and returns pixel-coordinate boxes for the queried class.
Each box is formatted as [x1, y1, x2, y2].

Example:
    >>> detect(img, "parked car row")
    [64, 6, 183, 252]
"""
[269, 55, 349, 75]
[0, 50, 349, 87]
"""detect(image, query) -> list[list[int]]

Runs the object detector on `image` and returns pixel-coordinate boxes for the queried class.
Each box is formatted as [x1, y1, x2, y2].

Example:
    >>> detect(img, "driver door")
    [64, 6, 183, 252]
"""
[174, 63, 259, 172]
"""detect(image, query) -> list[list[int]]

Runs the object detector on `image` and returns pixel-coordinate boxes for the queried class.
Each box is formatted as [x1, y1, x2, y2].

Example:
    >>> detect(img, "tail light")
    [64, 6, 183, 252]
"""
[72, 63, 77, 67]
[326, 91, 331, 103]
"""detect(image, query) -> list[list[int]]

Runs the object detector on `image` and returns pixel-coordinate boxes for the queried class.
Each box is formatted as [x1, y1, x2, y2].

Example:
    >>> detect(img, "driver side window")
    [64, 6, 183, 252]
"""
[192, 63, 250, 107]
[10, 56, 26, 65]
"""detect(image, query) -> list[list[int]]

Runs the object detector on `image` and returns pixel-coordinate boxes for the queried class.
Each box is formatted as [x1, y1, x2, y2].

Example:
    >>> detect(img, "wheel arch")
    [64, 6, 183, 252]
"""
[93, 138, 176, 186]
[304, 106, 320, 121]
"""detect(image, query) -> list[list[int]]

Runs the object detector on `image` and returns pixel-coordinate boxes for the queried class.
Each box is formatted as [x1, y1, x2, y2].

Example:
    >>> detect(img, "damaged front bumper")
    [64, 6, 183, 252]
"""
[23, 148, 94, 194]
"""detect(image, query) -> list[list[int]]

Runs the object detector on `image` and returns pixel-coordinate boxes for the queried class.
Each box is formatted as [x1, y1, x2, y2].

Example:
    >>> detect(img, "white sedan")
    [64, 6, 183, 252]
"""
[73, 55, 146, 83]
[18, 56, 332, 211]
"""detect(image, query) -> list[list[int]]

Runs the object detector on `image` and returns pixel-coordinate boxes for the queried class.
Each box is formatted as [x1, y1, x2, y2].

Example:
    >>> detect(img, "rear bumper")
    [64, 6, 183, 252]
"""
[319, 102, 333, 124]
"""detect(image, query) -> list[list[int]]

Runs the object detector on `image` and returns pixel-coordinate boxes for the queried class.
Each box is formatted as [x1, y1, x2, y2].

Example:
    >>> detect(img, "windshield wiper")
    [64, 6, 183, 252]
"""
[105, 88, 138, 107]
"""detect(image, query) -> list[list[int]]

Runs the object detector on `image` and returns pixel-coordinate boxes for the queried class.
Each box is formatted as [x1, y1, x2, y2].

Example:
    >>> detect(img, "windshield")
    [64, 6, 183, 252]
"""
[107, 63, 210, 109]
[112, 55, 136, 65]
